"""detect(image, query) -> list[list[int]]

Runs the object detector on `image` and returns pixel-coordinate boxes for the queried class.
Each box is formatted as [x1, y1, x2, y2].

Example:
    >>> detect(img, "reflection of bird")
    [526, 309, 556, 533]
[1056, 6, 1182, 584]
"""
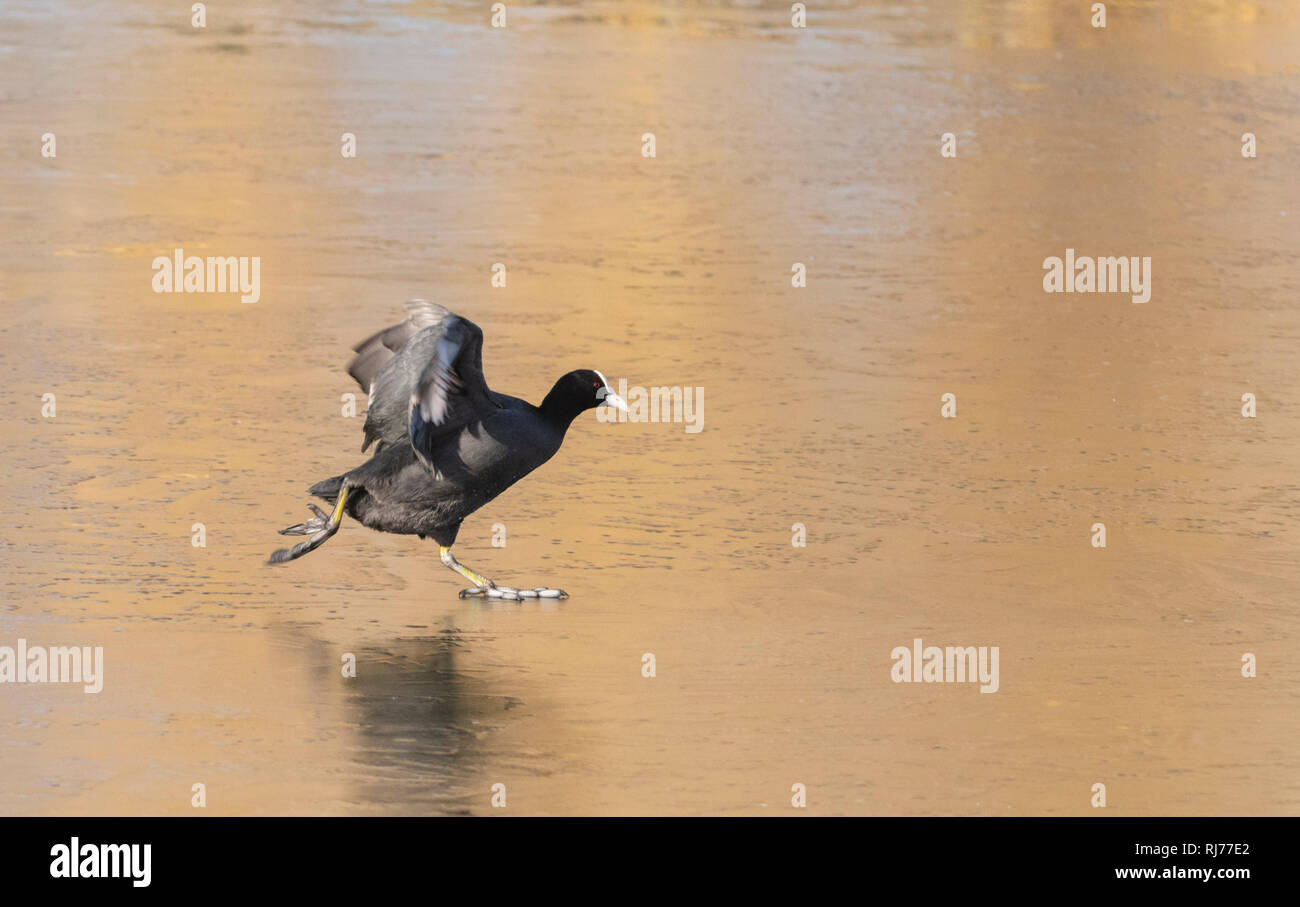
[284, 622, 510, 815]
[269, 300, 628, 599]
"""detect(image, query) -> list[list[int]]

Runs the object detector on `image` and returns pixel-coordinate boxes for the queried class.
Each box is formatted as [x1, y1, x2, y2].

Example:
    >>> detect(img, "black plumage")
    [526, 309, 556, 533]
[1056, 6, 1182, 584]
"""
[269, 300, 627, 599]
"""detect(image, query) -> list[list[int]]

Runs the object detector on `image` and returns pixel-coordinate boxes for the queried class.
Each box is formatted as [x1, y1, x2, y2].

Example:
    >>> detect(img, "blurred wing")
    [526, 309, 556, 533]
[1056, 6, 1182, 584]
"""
[407, 314, 499, 467]
[348, 300, 500, 454]
[347, 299, 448, 396]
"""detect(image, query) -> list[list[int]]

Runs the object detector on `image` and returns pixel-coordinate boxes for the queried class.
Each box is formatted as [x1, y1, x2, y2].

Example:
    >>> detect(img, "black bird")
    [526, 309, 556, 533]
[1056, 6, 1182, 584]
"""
[269, 300, 628, 599]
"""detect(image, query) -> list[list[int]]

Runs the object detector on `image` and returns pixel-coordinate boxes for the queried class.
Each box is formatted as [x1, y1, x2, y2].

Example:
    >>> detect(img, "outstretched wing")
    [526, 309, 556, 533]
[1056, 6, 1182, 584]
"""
[406, 315, 499, 467]
[348, 299, 447, 396]
[347, 300, 499, 458]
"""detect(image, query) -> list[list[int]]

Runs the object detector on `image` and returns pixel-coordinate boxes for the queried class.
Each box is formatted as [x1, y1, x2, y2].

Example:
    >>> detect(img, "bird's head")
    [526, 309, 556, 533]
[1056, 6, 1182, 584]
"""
[577, 369, 629, 413]
[543, 369, 629, 425]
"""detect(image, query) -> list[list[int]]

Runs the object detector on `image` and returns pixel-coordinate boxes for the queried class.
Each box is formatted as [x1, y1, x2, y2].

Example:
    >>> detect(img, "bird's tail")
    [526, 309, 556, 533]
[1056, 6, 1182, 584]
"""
[268, 483, 350, 564]
[308, 474, 345, 504]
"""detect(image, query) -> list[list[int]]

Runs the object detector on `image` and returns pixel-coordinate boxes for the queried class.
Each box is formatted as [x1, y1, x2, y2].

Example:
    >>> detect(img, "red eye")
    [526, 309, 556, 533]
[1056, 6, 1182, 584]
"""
[593, 381, 601, 388]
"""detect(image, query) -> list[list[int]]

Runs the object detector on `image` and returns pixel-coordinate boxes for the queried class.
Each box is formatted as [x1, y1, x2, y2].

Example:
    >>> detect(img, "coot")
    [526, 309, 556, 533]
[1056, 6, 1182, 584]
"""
[268, 300, 628, 600]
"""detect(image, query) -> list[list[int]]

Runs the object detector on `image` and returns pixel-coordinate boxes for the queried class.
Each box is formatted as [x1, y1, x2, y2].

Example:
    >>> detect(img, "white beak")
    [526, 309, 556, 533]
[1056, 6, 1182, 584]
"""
[600, 389, 630, 413]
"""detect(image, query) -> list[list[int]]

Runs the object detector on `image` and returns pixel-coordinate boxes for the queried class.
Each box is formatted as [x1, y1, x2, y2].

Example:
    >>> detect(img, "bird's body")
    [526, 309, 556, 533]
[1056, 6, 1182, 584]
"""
[269, 300, 628, 599]
[311, 391, 566, 546]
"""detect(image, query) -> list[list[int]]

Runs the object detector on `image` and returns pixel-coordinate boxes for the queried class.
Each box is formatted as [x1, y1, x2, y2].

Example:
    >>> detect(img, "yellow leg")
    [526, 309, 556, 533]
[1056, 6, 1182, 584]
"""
[329, 486, 350, 527]
[438, 547, 569, 601]
[440, 547, 493, 588]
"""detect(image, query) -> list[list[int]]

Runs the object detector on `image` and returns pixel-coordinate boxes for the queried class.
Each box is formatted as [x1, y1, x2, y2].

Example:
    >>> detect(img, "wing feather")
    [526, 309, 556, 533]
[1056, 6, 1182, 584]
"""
[345, 301, 498, 459]
[407, 316, 497, 467]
